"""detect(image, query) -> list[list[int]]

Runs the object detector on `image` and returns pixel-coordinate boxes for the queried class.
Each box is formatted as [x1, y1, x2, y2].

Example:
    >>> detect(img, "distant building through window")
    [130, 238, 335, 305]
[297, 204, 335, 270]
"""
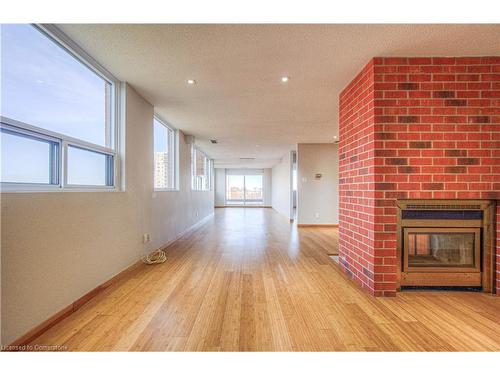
[153, 116, 176, 190]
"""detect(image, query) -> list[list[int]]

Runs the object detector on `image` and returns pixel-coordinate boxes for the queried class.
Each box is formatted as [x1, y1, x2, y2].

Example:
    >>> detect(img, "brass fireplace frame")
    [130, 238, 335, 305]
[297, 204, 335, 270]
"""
[396, 200, 496, 293]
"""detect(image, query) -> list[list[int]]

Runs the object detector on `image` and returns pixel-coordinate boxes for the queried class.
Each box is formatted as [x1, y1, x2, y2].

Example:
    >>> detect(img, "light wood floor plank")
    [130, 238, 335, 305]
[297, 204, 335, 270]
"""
[28, 208, 500, 351]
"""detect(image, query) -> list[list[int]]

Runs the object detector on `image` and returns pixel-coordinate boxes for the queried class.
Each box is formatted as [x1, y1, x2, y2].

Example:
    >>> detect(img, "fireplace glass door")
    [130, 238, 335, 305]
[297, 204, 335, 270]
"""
[403, 228, 480, 272]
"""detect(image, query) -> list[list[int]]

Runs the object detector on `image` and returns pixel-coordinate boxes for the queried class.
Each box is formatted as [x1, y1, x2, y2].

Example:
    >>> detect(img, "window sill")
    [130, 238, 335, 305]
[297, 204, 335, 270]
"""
[154, 188, 180, 192]
[1, 186, 123, 194]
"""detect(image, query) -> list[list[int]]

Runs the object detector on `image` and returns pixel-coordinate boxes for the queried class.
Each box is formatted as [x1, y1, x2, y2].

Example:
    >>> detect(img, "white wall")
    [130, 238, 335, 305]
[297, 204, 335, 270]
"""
[263, 169, 272, 206]
[297, 143, 339, 225]
[214, 168, 272, 206]
[0, 84, 214, 345]
[214, 168, 226, 206]
[271, 152, 293, 220]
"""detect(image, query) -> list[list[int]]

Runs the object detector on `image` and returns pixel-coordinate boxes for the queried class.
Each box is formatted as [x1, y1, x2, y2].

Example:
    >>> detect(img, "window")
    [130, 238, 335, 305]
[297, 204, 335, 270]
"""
[1, 125, 59, 185]
[67, 146, 114, 186]
[0, 24, 119, 191]
[226, 172, 264, 205]
[154, 116, 177, 190]
[191, 146, 211, 191]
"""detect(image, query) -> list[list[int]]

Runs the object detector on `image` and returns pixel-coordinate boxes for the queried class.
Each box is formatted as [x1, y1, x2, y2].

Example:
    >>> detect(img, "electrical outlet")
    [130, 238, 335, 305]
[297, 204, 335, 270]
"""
[315, 213, 320, 218]
[195, 211, 199, 217]
[143, 233, 151, 243]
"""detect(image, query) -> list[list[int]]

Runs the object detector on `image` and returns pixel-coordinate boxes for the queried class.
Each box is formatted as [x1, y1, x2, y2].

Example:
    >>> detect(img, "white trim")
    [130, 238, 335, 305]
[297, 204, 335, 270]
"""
[1, 117, 115, 154]
[1, 187, 122, 194]
[36, 24, 119, 86]
[154, 114, 177, 132]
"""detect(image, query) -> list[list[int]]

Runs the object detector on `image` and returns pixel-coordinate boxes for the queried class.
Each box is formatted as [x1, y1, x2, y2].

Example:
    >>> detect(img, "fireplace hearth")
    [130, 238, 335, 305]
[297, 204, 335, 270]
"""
[397, 200, 495, 292]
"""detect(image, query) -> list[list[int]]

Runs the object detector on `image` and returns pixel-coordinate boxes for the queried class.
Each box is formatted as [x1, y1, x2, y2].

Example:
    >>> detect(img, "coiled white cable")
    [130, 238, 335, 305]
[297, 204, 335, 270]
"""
[141, 249, 167, 265]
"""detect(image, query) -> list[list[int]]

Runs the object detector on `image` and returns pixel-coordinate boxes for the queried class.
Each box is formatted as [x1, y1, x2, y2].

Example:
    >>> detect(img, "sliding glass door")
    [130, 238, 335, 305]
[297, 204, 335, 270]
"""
[226, 175, 245, 205]
[226, 174, 263, 205]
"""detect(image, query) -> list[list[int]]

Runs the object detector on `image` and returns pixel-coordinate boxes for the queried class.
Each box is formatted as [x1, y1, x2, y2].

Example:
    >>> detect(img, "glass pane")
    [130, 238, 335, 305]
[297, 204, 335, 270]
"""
[1, 24, 110, 146]
[195, 149, 206, 176]
[192, 148, 209, 190]
[67, 146, 110, 186]
[1, 129, 54, 184]
[244, 175, 263, 205]
[226, 175, 244, 204]
[154, 119, 173, 189]
[407, 232, 475, 267]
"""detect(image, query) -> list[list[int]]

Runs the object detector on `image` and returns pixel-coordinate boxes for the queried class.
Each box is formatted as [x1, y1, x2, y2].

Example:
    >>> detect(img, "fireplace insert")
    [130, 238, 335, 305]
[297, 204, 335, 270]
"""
[396, 200, 495, 292]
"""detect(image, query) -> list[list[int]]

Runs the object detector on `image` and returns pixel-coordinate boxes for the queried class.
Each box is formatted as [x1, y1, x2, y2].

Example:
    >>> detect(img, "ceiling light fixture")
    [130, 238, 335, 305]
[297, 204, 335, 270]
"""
[333, 136, 338, 139]
[186, 79, 196, 85]
[281, 76, 289, 83]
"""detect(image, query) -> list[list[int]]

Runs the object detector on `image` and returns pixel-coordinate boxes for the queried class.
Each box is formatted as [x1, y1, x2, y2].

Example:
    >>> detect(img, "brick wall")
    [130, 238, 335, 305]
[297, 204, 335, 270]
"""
[339, 56, 500, 296]
[338, 60, 377, 294]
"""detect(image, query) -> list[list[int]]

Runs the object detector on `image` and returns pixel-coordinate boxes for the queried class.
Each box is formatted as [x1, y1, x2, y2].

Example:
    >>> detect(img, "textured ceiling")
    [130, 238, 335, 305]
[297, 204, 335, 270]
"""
[58, 24, 500, 168]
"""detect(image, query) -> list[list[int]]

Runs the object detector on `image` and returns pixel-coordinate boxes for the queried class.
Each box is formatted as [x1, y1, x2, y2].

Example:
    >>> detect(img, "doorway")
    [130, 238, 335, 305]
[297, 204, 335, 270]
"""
[226, 174, 264, 205]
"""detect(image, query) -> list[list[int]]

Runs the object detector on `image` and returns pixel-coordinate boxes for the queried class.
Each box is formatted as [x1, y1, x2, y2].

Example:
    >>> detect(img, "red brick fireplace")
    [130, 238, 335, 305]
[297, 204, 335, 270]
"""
[338, 57, 499, 296]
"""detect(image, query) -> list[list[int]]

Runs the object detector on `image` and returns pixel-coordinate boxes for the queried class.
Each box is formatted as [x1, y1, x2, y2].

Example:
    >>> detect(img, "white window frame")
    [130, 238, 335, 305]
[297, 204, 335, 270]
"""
[191, 145, 212, 191]
[153, 115, 179, 191]
[0, 24, 122, 193]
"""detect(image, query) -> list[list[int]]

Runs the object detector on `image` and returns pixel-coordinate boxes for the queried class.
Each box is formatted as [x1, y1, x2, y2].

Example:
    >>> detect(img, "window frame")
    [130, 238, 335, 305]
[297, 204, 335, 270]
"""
[0, 121, 61, 188]
[0, 24, 122, 193]
[153, 115, 179, 191]
[191, 145, 212, 191]
[64, 143, 115, 189]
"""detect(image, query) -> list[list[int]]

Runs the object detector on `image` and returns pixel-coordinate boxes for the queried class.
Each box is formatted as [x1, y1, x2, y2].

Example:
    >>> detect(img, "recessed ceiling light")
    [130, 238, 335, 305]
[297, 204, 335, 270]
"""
[186, 79, 196, 85]
[281, 76, 289, 83]
[333, 136, 338, 139]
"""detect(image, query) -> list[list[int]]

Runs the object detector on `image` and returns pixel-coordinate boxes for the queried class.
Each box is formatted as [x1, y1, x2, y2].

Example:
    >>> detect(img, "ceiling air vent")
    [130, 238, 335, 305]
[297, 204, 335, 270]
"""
[239, 157, 255, 160]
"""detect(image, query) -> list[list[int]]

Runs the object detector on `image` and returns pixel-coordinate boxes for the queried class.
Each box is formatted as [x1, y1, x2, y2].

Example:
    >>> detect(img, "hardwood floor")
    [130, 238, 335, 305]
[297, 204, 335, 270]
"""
[30, 208, 499, 351]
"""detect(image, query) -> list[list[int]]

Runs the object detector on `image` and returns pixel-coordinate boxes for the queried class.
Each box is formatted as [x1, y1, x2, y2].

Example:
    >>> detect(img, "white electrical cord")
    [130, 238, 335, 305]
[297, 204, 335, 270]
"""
[141, 249, 167, 265]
